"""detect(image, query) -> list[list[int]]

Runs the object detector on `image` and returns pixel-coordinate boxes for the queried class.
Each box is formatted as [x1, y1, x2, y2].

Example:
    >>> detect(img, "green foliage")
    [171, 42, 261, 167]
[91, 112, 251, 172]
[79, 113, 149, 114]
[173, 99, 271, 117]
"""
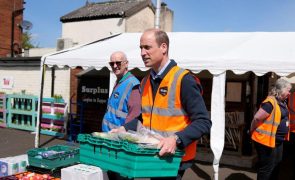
[53, 94, 63, 103]
[53, 94, 63, 100]
[22, 31, 37, 49]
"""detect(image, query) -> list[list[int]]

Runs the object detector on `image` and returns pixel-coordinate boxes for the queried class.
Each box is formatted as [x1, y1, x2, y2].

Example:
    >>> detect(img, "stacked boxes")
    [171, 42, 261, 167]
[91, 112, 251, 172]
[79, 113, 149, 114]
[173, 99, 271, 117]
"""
[41, 98, 67, 137]
[78, 134, 184, 178]
[4, 95, 68, 136]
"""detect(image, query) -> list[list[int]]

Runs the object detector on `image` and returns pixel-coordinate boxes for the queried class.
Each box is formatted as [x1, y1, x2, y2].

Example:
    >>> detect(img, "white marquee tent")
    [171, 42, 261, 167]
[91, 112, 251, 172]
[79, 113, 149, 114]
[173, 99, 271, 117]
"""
[37, 32, 295, 179]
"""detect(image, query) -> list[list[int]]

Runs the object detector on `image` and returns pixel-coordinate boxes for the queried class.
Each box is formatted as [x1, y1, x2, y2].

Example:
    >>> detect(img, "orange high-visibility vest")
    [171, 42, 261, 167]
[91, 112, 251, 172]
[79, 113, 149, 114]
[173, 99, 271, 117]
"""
[251, 96, 289, 148]
[141, 66, 197, 161]
[288, 92, 295, 133]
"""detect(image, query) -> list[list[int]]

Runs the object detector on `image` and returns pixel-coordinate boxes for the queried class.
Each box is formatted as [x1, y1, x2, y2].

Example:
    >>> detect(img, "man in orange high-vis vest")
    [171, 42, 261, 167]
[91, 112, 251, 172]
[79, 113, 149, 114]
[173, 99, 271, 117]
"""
[112, 29, 212, 180]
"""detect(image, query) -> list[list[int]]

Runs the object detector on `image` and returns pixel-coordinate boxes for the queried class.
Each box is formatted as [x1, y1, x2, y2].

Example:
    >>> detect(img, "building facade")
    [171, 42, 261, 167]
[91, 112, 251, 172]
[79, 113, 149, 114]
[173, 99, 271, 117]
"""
[60, 0, 173, 45]
[57, 0, 174, 133]
[0, 0, 24, 57]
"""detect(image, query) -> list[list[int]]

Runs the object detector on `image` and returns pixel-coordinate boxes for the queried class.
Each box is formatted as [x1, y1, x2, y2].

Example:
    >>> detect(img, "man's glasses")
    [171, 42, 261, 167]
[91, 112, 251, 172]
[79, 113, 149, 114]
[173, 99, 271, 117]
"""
[109, 61, 124, 67]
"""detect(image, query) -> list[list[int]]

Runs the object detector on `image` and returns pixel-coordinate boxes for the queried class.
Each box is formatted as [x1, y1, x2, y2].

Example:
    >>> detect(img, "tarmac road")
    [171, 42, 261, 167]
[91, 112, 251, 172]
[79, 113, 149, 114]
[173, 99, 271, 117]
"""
[1, 127, 287, 180]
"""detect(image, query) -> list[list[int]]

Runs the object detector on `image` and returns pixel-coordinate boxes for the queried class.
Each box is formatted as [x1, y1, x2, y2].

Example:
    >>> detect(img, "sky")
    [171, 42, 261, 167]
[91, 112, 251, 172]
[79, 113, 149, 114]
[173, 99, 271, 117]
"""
[24, 0, 295, 48]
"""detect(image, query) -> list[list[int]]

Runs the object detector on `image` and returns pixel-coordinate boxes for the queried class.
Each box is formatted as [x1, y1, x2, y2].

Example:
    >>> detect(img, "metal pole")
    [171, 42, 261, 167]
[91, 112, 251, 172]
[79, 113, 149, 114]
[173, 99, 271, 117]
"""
[11, 11, 15, 57]
[155, 0, 161, 29]
[51, 68, 55, 97]
[35, 63, 46, 148]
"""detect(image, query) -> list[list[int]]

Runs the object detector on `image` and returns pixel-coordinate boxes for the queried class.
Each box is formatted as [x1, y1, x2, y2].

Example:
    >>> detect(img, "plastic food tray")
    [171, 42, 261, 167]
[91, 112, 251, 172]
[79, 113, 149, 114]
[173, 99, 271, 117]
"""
[27, 145, 79, 170]
[78, 134, 184, 178]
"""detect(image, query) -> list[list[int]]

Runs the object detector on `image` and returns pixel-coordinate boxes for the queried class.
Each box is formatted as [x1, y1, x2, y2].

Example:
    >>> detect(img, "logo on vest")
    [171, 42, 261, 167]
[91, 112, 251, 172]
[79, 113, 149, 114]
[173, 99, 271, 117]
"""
[159, 86, 168, 96]
[114, 92, 120, 98]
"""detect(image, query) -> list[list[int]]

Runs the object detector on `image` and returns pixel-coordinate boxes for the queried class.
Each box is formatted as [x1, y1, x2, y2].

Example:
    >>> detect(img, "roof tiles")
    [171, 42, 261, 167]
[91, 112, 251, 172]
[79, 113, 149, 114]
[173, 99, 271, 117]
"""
[60, 0, 154, 22]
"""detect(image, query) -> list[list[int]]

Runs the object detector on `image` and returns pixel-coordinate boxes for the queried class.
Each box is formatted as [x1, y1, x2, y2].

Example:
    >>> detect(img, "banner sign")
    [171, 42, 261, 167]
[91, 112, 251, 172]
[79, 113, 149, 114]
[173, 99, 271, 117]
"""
[1, 77, 14, 89]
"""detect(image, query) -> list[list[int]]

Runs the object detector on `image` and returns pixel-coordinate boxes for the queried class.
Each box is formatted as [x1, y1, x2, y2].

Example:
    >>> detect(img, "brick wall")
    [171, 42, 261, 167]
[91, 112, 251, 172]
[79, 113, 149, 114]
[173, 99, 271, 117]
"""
[69, 68, 82, 111]
[0, 0, 24, 57]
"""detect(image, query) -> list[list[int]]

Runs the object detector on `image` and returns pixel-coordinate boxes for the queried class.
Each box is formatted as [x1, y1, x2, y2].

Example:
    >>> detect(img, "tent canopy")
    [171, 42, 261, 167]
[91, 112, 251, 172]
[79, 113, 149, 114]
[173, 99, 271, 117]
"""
[39, 32, 295, 179]
[42, 32, 295, 76]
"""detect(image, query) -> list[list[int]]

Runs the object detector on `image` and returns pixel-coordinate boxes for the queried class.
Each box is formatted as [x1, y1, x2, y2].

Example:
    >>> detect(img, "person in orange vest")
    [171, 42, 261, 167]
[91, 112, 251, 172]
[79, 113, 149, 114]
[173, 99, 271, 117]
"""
[111, 28, 212, 180]
[286, 91, 295, 179]
[288, 91, 295, 133]
[250, 78, 292, 180]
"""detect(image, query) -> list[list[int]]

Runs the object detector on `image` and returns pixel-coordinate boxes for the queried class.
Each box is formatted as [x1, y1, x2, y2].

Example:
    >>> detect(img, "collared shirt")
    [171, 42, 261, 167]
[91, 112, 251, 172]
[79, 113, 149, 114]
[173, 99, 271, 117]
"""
[114, 71, 131, 89]
[150, 59, 171, 80]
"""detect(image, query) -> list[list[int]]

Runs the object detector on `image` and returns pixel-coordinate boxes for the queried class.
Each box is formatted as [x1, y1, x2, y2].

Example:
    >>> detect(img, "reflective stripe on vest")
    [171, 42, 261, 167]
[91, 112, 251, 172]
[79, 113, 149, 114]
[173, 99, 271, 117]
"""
[288, 92, 295, 133]
[141, 66, 196, 161]
[251, 96, 281, 147]
[141, 68, 186, 117]
[107, 82, 132, 119]
[102, 119, 120, 129]
[102, 75, 139, 132]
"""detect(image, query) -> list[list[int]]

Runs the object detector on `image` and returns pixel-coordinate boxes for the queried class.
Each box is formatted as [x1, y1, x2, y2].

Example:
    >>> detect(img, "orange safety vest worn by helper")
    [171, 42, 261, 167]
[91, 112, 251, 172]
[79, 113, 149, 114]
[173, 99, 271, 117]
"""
[288, 92, 295, 133]
[141, 66, 197, 161]
[251, 96, 289, 148]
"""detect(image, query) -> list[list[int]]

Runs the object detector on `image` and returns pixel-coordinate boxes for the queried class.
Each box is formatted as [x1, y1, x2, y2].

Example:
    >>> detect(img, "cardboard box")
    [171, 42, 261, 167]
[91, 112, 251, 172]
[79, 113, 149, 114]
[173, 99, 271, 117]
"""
[61, 164, 108, 180]
[0, 154, 28, 177]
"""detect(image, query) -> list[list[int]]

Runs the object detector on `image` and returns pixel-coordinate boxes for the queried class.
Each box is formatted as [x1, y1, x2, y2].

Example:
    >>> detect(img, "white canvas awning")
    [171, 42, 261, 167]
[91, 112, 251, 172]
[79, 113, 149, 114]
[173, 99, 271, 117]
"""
[37, 32, 295, 179]
[42, 32, 295, 76]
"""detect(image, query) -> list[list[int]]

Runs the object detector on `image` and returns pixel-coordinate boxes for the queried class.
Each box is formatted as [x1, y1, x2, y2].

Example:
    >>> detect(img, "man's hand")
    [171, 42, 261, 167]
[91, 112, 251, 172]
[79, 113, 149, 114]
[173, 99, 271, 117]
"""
[109, 126, 126, 133]
[157, 136, 177, 156]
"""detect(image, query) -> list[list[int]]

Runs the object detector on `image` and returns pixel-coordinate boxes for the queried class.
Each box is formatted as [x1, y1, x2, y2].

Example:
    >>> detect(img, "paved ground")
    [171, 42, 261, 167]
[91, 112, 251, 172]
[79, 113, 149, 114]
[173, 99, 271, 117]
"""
[0, 128, 68, 158]
[0, 128, 292, 180]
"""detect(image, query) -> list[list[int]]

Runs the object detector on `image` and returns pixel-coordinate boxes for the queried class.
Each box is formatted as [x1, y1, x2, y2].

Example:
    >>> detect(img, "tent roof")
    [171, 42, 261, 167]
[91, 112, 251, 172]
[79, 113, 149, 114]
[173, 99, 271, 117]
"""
[42, 32, 295, 76]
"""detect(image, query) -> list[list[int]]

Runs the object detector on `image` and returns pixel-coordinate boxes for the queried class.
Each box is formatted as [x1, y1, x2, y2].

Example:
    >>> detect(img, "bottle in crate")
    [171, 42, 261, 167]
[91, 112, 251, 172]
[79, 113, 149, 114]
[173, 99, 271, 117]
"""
[0, 94, 6, 127]
[7, 94, 38, 131]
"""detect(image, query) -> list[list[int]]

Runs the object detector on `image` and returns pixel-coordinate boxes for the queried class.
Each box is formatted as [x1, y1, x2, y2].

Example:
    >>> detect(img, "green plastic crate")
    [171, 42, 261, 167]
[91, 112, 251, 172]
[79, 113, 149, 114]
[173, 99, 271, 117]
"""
[78, 134, 184, 178]
[27, 145, 79, 170]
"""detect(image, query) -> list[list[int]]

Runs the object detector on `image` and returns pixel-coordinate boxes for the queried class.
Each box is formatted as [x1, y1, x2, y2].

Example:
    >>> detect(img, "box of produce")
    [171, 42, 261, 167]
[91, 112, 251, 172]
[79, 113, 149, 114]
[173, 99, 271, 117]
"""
[27, 145, 79, 170]
[1, 171, 60, 180]
[78, 133, 184, 178]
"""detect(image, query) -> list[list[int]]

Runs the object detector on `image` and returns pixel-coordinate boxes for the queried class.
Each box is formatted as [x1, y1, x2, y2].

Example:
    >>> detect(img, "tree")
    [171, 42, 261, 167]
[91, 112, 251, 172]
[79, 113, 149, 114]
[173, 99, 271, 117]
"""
[22, 31, 37, 49]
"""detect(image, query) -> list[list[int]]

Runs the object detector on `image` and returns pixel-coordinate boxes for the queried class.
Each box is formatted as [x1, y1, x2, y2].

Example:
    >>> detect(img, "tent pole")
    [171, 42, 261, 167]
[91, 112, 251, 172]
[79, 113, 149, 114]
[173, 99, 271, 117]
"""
[35, 62, 46, 148]
[109, 71, 116, 97]
[210, 72, 226, 180]
[51, 67, 55, 97]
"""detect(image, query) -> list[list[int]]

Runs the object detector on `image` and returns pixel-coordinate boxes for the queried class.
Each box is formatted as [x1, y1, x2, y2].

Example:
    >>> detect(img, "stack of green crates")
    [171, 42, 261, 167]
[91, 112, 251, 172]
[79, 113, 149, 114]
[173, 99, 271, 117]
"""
[27, 145, 79, 170]
[78, 134, 184, 178]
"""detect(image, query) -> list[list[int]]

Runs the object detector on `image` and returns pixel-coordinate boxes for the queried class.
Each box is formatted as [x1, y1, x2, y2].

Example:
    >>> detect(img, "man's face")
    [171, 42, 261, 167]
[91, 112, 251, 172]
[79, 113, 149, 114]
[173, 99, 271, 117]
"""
[109, 53, 128, 78]
[140, 31, 166, 69]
